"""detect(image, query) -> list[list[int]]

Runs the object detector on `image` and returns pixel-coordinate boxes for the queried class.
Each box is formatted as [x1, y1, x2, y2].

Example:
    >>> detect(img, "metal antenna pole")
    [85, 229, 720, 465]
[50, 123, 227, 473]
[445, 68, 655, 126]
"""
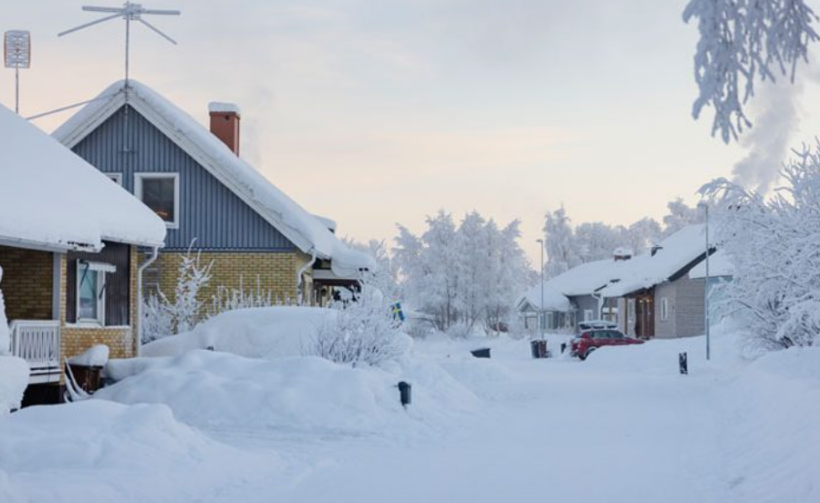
[15, 67, 19, 114]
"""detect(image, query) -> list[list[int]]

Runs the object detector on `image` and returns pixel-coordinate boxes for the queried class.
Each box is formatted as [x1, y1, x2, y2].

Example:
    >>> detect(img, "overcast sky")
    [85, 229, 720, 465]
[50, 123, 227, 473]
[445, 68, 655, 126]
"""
[4, 0, 820, 264]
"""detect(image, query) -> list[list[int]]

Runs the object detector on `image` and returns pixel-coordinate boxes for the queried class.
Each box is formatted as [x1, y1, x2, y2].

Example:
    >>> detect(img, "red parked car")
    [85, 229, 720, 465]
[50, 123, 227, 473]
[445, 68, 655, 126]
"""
[570, 329, 644, 361]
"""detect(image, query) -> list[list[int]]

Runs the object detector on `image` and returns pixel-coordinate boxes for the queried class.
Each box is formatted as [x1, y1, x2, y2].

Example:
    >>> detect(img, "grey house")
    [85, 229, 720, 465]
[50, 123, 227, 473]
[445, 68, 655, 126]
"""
[600, 225, 716, 339]
[53, 80, 372, 306]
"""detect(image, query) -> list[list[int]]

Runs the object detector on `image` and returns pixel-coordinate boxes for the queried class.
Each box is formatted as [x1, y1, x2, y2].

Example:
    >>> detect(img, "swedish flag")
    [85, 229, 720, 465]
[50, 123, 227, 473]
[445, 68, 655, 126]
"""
[391, 301, 406, 322]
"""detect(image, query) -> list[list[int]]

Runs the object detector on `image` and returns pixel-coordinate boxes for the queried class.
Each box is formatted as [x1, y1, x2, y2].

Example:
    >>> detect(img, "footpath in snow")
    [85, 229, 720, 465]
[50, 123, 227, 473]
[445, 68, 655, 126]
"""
[1, 332, 818, 503]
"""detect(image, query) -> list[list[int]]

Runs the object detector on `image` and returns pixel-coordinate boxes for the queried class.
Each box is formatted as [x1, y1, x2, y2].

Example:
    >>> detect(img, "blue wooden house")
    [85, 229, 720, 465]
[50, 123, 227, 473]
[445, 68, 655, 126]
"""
[53, 80, 372, 307]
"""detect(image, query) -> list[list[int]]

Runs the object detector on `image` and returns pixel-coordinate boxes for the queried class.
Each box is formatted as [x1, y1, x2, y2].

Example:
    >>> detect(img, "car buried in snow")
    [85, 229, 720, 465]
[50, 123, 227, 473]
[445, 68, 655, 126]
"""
[570, 328, 644, 361]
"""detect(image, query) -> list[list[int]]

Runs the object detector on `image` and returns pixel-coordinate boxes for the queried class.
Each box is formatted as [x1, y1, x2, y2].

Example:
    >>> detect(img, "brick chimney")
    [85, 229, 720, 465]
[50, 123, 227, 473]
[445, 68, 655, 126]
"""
[208, 102, 241, 156]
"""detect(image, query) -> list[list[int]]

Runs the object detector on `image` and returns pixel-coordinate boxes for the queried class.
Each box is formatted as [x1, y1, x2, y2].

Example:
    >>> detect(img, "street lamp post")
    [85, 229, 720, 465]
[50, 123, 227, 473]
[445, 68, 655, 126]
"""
[537, 239, 545, 339]
[698, 202, 711, 361]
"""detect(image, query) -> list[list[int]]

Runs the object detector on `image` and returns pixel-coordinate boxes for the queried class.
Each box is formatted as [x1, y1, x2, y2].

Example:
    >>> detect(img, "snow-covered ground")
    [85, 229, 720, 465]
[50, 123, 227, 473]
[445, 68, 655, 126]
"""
[1, 331, 817, 503]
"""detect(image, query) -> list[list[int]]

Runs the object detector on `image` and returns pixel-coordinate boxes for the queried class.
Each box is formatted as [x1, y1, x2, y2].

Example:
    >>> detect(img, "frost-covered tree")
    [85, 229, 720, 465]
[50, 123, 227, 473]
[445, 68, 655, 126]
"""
[543, 207, 581, 278]
[393, 210, 532, 334]
[683, 0, 819, 142]
[702, 142, 820, 349]
[662, 198, 703, 237]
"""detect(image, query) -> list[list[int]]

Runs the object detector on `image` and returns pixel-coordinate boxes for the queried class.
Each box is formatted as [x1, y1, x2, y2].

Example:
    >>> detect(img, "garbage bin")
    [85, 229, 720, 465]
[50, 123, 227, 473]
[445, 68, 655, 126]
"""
[66, 364, 104, 393]
[471, 348, 491, 358]
[530, 339, 548, 359]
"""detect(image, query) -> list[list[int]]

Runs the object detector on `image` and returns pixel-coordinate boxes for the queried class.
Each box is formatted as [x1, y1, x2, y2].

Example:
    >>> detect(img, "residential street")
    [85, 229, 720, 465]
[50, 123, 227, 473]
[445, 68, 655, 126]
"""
[209, 341, 733, 503]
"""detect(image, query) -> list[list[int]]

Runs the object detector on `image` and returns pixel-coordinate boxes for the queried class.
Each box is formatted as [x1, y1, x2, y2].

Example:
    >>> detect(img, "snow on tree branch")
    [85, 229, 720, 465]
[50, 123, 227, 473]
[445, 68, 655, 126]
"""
[701, 141, 820, 349]
[683, 0, 819, 142]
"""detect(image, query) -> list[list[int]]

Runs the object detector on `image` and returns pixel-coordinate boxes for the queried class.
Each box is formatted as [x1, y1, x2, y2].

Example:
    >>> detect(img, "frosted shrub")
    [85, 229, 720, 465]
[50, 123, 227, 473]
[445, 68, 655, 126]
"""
[703, 142, 820, 349]
[307, 274, 409, 367]
[160, 245, 213, 334]
[141, 294, 173, 344]
[209, 278, 275, 317]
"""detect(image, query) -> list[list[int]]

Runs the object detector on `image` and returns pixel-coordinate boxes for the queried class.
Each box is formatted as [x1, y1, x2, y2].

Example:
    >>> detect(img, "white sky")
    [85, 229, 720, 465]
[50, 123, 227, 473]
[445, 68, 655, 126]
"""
[4, 0, 820, 265]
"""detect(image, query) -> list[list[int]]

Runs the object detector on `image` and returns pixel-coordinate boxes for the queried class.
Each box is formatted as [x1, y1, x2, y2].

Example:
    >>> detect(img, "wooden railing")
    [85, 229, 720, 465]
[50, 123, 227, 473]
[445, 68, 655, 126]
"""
[9, 320, 61, 384]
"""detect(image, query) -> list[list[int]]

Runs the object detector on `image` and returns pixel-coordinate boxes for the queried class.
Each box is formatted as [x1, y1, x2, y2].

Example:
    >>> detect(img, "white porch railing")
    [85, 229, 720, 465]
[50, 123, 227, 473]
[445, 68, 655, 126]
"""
[9, 320, 61, 384]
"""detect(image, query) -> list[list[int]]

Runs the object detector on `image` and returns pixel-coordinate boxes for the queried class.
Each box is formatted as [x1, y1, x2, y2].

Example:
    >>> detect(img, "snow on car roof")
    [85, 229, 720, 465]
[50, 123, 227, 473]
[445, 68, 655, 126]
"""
[53, 80, 373, 274]
[0, 103, 166, 251]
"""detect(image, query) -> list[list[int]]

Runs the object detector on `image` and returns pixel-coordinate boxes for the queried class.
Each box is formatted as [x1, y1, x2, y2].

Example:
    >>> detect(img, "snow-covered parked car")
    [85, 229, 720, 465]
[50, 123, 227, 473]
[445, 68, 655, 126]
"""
[570, 328, 644, 361]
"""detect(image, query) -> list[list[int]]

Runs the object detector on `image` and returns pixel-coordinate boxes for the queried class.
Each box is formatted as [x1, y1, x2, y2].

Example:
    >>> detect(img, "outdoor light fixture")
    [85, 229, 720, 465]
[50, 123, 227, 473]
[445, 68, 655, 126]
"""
[4, 30, 31, 114]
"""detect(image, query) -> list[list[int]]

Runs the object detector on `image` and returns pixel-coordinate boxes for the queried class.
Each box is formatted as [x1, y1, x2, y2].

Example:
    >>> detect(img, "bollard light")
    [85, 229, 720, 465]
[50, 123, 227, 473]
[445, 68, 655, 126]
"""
[679, 352, 688, 375]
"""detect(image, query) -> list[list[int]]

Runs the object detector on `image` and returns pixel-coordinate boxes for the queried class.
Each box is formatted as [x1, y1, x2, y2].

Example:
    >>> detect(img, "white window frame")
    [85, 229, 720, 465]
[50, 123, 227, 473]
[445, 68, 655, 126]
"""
[584, 309, 593, 322]
[660, 297, 669, 321]
[76, 260, 115, 326]
[628, 299, 635, 322]
[135, 172, 180, 229]
[107, 172, 123, 186]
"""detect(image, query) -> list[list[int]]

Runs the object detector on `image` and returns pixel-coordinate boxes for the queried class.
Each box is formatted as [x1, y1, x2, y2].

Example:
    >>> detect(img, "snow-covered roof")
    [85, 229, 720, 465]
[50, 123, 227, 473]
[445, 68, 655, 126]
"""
[600, 225, 710, 298]
[689, 249, 733, 279]
[0, 104, 166, 252]
[53, 80, 373, 275]
[518, 258, 632, 312]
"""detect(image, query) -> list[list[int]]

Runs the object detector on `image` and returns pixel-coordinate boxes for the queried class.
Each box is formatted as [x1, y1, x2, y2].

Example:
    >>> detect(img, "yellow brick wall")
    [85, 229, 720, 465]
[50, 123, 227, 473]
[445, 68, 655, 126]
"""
[60, 246, 139, 362]
[150, 251, 311, 310]
[0, 246, 53, 321]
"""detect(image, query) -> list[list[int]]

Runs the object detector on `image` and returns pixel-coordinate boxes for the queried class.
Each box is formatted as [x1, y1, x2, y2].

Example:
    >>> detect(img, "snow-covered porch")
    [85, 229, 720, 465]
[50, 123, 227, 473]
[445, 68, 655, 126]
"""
[0, 245, 63, 384]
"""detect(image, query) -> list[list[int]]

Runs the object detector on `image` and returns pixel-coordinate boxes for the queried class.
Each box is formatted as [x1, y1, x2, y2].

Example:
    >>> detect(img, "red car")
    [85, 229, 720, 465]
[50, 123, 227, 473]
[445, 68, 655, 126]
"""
[570, 329, 644, 360]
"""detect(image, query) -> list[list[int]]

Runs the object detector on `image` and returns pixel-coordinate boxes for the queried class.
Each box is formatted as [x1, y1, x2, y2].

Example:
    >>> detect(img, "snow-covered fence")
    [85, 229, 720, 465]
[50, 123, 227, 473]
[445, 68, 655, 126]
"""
[9, 320, 60, 383]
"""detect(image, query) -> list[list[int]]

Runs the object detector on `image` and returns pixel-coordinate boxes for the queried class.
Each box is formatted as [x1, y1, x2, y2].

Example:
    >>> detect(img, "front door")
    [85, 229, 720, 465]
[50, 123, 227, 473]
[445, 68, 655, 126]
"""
[636, 294, 655, 339]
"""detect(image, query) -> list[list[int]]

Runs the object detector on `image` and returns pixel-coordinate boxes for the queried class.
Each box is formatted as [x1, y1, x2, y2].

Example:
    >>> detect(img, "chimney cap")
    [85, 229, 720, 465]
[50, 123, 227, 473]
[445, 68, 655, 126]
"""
[208, 102, 241, 116]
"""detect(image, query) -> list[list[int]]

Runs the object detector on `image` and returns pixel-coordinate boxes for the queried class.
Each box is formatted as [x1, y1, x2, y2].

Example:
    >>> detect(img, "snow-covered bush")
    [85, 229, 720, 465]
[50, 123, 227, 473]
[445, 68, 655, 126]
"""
[307, 273, 410, 367]
[161, 246, 213, 334]
[702, 142, 820, 349]
[142, 244, 213, 342]
[683, 0, 819, 142]
[141, 293, 173, 344]
[209, 279, 275, 317]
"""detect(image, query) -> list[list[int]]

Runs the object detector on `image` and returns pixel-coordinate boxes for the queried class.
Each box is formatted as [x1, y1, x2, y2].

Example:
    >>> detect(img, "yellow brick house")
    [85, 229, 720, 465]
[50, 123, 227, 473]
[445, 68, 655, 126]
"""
[0, 102, 166, 403]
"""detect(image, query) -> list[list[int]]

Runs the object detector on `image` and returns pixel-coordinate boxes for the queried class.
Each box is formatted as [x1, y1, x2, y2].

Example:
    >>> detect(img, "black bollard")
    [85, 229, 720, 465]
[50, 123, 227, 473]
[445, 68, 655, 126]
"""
[398, 381, 412, 408]
[561, 342, 567, 354]
[679, 352, 688, 375]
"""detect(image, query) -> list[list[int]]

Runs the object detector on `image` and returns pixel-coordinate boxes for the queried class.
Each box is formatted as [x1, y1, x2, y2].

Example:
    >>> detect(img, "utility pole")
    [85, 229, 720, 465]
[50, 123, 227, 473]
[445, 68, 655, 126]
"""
[537, 239, 545, 339]
[699, 202, 711, 361]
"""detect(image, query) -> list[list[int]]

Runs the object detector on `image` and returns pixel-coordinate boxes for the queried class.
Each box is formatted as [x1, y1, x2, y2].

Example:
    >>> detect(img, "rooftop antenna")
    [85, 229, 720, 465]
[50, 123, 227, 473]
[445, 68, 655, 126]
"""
[4, 30, 31, 114]
[59, 2, 180, 89]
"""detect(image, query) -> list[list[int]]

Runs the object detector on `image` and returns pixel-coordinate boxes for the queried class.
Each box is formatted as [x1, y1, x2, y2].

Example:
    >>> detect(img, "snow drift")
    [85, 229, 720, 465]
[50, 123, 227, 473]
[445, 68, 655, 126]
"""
[97, 350, 483, 435]
[0, 400, 272, 503]
[142, 307, 337, 359]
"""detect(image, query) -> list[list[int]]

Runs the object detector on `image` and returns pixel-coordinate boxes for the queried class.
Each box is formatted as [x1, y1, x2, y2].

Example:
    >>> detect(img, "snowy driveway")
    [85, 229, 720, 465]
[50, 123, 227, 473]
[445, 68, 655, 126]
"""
[212, 351, 732, 503]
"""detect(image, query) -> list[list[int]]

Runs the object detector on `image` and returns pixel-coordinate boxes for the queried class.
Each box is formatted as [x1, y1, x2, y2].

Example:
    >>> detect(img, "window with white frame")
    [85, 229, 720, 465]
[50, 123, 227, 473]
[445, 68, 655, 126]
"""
[628, 299, 635, 321]
[76, 261, 116, 324]
[584, 309, 593, 322]
[106, 173, 123, 186]
[135, 173, 179, 228]
[660, 297, 669, 321]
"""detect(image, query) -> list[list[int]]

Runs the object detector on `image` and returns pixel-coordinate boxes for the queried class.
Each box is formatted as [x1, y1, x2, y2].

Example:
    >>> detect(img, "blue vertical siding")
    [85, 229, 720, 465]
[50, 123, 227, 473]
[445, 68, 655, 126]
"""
[72, 105, 297, 252]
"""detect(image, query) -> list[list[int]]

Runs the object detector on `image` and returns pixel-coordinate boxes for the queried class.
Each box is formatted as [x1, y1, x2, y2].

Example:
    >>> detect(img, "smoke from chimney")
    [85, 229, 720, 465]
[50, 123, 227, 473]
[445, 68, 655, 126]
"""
[731, 79, 803, 194]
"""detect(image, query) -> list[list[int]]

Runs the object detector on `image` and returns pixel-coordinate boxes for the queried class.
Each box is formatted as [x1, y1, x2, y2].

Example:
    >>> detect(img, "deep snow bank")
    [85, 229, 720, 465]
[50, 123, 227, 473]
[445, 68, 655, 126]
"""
[143, 307, 336, 358]
[718, 347, 820, 503]
[0, 400, 272, 502]
[97, 350, 483, 435]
